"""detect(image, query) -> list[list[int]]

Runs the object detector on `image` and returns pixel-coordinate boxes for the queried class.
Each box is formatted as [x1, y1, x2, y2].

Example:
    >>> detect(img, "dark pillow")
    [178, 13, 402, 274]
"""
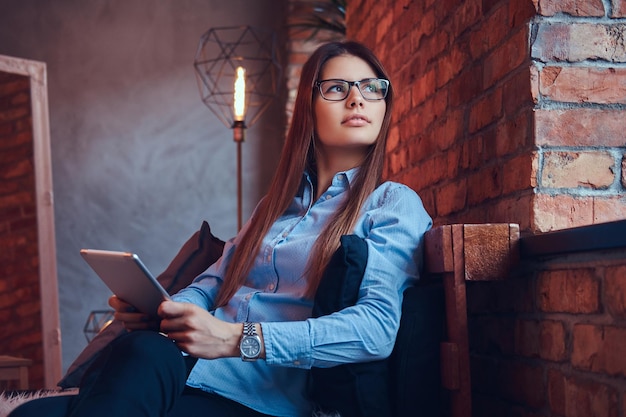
[310, 235, 445, 417]
[309, 235, 392, 417]
[388, 281, 444, 417]
[58, 221, 225, 388]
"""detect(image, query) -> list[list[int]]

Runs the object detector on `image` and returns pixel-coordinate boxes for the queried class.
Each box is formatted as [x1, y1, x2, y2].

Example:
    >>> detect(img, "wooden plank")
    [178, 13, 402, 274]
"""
[463, 223, 520, 281]
[424, 225, 454, 273]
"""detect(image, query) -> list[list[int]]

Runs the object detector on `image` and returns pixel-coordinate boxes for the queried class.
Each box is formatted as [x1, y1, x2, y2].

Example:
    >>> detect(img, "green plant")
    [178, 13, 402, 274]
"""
[288, 0, 346, 39]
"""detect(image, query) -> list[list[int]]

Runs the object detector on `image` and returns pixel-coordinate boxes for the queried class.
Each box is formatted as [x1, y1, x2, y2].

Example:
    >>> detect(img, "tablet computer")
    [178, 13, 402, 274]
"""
[80, 249, 171, 315]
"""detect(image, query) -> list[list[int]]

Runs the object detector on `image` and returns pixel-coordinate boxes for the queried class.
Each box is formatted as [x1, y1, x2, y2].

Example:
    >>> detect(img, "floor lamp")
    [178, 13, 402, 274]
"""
[194, 26, 282, 231]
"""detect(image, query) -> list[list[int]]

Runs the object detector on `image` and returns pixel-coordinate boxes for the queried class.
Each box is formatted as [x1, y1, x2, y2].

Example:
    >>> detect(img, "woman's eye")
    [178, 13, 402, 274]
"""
[364, 84, 376, 93]
[326, 83, 346, 94]
[363, 81, 380, 93]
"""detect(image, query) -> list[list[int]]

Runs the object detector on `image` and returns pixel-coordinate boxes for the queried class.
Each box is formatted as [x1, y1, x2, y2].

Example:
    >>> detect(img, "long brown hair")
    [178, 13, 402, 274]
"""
[213, 41, 395, 308]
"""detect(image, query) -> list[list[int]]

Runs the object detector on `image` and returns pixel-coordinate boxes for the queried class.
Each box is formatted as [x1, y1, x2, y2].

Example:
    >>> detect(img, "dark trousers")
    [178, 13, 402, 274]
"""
[9, 331, 271, 417]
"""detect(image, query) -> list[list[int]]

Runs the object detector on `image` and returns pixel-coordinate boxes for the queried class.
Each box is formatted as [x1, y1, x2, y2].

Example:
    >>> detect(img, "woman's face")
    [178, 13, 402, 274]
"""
[314, 54, 387, 159]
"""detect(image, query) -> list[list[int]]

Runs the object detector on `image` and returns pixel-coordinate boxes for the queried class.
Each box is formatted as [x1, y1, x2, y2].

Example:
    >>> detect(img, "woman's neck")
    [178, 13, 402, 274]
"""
[313, 150, 363, 201]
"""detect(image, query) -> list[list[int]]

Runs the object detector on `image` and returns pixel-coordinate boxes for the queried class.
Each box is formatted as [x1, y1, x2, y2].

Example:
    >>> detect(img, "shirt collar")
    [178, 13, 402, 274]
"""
[303, 166, 359, 188]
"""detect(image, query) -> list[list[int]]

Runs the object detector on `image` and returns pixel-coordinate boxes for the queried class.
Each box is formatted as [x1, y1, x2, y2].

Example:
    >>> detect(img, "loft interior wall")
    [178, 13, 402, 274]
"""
[0, 0, 288, 374]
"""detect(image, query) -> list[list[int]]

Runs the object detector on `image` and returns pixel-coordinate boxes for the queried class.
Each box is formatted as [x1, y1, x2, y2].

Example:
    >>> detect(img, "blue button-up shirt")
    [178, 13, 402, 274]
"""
[173, 168, 432, 416]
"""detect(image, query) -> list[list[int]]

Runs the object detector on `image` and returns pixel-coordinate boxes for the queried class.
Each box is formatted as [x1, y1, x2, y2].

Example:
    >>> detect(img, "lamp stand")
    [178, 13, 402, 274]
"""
[232, 120, 246, 231]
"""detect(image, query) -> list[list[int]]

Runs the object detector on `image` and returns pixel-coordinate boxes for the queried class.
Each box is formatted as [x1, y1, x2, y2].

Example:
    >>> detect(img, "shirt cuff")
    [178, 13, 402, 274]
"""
[262, 320, 312, 369]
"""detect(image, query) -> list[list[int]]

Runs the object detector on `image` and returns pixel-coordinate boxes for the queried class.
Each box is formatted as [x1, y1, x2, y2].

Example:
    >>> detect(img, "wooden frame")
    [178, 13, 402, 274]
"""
[0, 54, 61, 388]
[424, 223, 520, 417]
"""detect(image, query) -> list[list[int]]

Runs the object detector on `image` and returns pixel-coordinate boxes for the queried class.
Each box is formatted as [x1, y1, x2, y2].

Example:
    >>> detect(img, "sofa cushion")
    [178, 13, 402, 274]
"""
[310, 235, 391, 417]
[58, 221, 225, 388]
[388, 281, 444, 417]
[310, 234, 445, 417]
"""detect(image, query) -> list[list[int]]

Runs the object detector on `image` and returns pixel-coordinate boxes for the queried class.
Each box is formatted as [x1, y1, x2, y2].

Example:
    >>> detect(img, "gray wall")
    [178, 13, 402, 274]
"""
[0, 0, 287, 373]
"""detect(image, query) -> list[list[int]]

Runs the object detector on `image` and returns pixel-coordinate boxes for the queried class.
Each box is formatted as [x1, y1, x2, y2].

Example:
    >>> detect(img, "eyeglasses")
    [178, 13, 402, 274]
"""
[315, 78, 389, 101]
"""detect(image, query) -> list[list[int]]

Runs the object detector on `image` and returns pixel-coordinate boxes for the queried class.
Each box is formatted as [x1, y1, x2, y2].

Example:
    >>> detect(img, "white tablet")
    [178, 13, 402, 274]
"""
[80, 249, 171, 315]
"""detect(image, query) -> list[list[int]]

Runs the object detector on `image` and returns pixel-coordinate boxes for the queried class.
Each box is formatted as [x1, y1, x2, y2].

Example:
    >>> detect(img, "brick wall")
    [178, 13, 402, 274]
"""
[348, 0, 626, 233]
[467, 245, 626, 416]
[0, 71, 44, 389]
[531, 1, 626, 231]
[345, 0, 626, 415]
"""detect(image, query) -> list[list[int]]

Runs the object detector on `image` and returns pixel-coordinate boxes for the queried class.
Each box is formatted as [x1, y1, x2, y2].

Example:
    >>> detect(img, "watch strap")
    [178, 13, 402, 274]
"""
[243, 322, 257, 337]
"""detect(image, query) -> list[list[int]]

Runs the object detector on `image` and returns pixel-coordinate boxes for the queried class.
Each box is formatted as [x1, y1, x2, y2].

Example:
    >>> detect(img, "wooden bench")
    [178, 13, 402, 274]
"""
[424, 223, 520, 417]
[0, 355, 33, 390]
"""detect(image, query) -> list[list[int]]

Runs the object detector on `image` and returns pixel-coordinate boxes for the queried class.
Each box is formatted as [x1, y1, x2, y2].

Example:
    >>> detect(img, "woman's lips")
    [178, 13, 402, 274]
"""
[342, 114, 370, 126]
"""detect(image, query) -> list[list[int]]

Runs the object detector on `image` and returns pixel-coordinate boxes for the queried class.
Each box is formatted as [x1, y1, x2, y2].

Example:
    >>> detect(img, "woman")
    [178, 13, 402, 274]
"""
[10, 40, 431, 417]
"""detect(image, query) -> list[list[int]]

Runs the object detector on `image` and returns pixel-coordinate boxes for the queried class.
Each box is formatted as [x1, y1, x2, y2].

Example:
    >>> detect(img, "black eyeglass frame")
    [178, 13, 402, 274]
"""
[315, 78, 390, 101]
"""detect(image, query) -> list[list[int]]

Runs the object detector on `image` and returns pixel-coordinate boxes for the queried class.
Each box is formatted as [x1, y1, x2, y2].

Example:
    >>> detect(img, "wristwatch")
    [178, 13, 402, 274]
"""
[240, 322, 262, 361]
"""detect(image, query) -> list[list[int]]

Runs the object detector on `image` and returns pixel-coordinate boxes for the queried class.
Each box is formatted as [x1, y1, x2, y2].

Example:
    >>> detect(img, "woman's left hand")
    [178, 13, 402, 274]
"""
[158, 300, 242, 359]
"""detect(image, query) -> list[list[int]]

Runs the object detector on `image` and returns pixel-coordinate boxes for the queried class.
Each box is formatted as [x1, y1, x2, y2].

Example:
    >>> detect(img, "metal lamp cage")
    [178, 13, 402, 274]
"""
[193, 26, 282, 130]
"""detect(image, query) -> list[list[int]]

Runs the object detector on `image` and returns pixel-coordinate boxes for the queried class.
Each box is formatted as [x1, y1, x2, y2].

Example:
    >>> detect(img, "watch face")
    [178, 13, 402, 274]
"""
[241, 335, 261, 358]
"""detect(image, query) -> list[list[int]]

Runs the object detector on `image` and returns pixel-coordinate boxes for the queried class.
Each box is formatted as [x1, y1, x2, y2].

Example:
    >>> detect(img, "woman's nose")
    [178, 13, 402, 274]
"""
[346, 86, 364, 107]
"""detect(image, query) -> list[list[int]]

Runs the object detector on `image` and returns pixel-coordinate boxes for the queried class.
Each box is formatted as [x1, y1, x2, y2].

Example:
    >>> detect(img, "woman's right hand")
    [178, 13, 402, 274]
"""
[108, 295, 162, 331]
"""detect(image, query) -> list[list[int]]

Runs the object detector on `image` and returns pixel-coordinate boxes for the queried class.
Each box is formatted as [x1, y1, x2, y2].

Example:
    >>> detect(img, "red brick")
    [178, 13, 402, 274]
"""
[469, 3, 509, 59]
[0, 74, 29, 97]
[502, 152, 535, 195]
[532, 23, 626, 62]
[411, 67, 437, 107]
[573, 324, 626, 377]
[409, 8, 436, 51]
[436, 44, 469, 89]
[605, 265, 626, 317]
[537, 268, 599, 313]
[593, 196, 626, 224]
[613, 0, 626, 17]
[535, 108, 626, 147]
[484, 28, 529, 89]
[540, 320, 567, 361]
[495, 110, 533, 157]
[0, 106, 30, 124]
[548, 369, 618, 417]
[435, 178, 467, 215]
[515, 319, 540, 357]
[467, 165, 502, 205]
[469, 87, 503, 133]
[503, 66, 533, 118]
[488, 193, 533, 231]
[432, 108, 463, 151]
[532, 193, 594, 232]
[450, 0, 481, 39]
[540, 66, 626, 104]
[443, 145, 461, 180]
[419, 28, 450, 66]
[509, 0, 538, 28]
[540, 151, 616, 189]
[375, 6, 394, 45]
[461, 134, 483, 170]
[537, 0, 605, 16]
[449, 63, 484, 107]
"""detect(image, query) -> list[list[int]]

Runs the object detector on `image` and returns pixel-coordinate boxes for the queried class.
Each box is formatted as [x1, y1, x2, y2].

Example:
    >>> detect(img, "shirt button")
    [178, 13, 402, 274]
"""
[325, 195, 331, 200]
[268, 283, 275, 291]
[293, 360, 301, 366]
[245, 294, 252, 300]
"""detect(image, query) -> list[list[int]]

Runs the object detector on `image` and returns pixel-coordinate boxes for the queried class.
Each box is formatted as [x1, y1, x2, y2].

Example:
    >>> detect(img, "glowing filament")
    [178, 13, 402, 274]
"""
[234, 66, 246, 122]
